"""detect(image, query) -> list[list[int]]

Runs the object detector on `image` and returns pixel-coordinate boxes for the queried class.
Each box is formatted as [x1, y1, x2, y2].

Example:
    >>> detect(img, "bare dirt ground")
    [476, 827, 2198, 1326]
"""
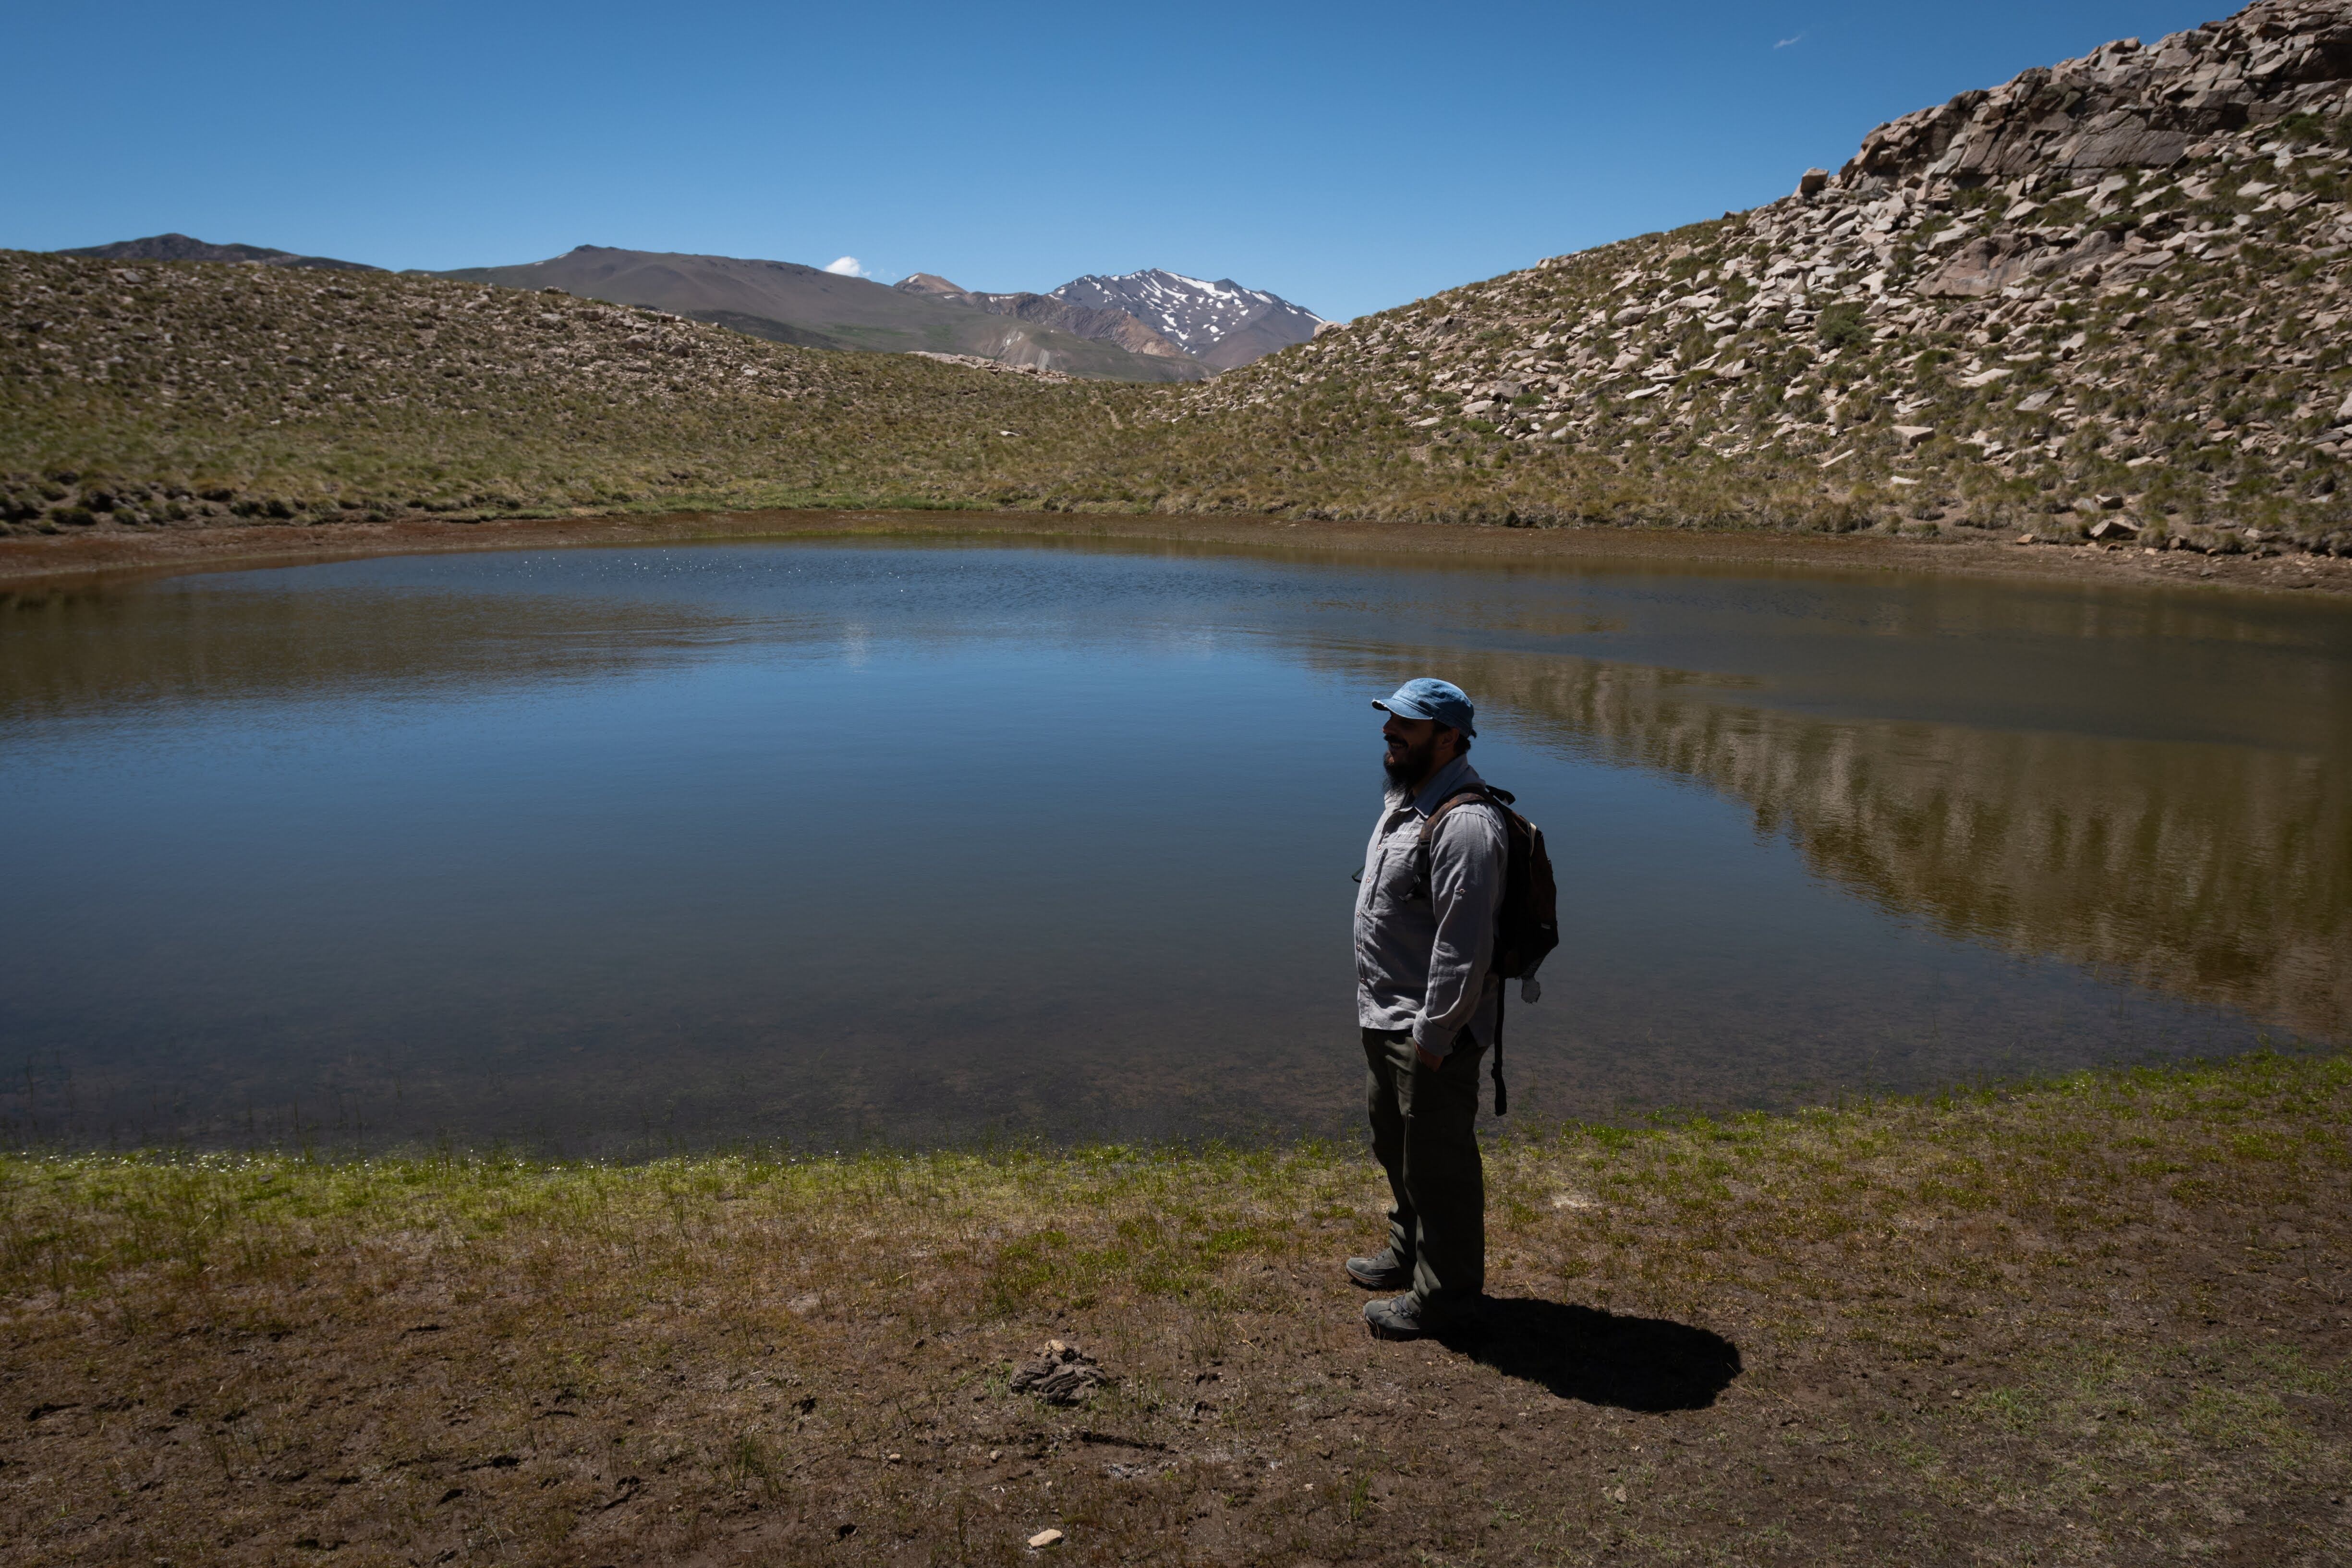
[2, 508, 2348, 598]
[2, 1055, 2345, 1566]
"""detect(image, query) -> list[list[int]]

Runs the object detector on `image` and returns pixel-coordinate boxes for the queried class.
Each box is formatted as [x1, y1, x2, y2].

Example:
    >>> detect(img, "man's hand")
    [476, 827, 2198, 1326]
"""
[1415, 1042, 1447, 1071]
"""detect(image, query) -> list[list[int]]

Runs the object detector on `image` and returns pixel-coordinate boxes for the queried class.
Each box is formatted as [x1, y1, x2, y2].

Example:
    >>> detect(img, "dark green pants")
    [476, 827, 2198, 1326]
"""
[1362, 1026, 1485, 1322]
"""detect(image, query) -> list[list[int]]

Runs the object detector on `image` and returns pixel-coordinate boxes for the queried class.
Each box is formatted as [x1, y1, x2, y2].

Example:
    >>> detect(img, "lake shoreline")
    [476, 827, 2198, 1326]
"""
[4, 504, 2350, 597]
[5, 1050, 2345, 1565]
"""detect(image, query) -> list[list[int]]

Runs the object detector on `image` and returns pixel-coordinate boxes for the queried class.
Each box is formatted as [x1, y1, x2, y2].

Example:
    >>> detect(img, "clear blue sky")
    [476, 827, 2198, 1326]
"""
[5, 1, 2222, 321]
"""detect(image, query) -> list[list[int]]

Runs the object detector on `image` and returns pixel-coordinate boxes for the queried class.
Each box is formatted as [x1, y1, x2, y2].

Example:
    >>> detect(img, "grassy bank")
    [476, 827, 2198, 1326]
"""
[4, 1052, 2347, 1565]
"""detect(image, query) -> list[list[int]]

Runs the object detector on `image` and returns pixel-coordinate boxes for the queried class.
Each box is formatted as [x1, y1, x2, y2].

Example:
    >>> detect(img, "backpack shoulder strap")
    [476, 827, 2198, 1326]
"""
[1417, 784, 1515, 850]
[1415, 787, 1518, 899]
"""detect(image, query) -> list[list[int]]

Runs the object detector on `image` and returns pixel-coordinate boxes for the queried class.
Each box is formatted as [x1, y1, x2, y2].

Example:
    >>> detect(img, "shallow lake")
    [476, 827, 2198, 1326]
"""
[3, 537, 2346, 1154]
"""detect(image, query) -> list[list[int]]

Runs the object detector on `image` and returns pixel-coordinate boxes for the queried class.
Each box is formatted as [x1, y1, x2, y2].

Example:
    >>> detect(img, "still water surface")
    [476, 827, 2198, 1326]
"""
[3, 539, 2345, 1153]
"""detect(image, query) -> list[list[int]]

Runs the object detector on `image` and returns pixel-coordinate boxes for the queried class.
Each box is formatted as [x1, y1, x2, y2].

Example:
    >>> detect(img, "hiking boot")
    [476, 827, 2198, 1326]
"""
[1362, 1294, 1431, 1340]
[1345, 1249, 1412, 1290]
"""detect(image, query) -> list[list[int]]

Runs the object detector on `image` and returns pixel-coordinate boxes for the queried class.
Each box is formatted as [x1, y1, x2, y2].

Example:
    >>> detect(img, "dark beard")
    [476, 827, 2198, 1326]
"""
[1383, 738, 1435, 789]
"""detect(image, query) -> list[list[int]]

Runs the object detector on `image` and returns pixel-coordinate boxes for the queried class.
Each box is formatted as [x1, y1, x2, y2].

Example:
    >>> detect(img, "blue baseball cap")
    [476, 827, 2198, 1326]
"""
[1373, 678, 1477, 736]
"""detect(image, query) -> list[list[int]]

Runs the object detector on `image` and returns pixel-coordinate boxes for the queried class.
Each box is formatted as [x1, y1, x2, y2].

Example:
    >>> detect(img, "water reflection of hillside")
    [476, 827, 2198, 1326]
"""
[0, 583, 753, 718]
[9, 551, 2343, 1053]
[1428, 649, 2348, 1043]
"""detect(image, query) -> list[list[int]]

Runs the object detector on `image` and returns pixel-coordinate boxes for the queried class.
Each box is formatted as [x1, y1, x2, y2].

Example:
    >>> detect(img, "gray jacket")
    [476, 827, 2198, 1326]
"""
[1353, 754, 1506, 1058]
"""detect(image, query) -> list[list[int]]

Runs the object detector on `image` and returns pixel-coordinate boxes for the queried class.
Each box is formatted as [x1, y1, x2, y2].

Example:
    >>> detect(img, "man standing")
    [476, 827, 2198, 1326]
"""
[1349, 678, 1505, 1340]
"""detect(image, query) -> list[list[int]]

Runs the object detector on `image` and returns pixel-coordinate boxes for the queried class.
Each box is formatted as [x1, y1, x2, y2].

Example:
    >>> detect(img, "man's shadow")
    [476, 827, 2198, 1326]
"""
[1436, 1297, 1741, 1412]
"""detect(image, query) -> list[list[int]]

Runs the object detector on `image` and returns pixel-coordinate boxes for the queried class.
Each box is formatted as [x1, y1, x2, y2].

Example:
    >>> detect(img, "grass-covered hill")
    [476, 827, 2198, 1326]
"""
[0, 251, 1163, 531]
[7, 0, 2352, 557]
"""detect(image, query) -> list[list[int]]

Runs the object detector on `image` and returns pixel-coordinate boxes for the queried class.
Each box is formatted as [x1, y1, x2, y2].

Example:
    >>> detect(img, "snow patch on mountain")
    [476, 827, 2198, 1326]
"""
[1048, 269, 1324, 369]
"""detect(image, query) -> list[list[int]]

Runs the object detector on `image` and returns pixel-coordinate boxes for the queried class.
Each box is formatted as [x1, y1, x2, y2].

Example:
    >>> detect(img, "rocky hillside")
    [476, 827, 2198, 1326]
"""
[1182, 0, 2352, 555]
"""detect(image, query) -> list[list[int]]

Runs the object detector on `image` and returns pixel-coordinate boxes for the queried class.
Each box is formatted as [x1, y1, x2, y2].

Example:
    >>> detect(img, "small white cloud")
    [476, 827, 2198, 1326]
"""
[823, 255, 868, 277]
[1774, 33, 1804, 48]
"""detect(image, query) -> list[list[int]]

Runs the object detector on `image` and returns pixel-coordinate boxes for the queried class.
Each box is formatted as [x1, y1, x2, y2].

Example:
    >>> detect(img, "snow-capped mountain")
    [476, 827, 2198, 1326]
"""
[1047, 270, 1324, 372]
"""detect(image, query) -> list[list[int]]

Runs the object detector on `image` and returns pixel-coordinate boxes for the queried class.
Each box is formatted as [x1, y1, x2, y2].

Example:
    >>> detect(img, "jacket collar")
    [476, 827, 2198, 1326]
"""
[1390, 754, 1482, 817]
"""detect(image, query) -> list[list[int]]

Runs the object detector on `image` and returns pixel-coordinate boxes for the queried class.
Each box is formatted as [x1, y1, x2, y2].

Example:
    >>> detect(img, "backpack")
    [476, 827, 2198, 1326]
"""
[1418, 783, 1559, 1116]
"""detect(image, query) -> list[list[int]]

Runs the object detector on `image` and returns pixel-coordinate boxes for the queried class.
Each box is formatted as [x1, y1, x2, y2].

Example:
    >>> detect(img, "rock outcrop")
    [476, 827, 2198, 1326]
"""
[1841, 5, 2352, 187]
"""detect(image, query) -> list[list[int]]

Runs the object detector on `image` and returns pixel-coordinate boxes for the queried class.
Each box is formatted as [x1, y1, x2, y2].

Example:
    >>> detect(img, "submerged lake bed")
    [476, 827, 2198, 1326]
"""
[2, 536, 2345, 1155]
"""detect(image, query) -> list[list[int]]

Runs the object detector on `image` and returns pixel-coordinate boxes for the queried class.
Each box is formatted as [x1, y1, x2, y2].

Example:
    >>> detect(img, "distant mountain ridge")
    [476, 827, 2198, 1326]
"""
[41, 234, 1307, 380]
[893, 273, 1197, 363]
[429, 246, 1202, 382]
[57, 232, 379, 273]
[1052, 270, 1325, 371]
[896, 268, 1324, 372]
